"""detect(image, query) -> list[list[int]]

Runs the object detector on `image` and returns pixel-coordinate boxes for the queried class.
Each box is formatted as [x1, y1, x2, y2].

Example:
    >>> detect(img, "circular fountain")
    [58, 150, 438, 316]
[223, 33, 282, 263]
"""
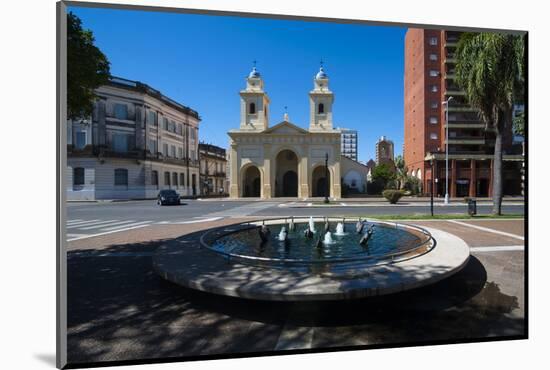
[153, 217, 470, 301]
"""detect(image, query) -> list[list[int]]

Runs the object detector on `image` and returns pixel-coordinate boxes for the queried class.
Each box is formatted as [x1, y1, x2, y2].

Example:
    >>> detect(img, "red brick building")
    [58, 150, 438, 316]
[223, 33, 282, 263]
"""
[403, 28, 523, 198]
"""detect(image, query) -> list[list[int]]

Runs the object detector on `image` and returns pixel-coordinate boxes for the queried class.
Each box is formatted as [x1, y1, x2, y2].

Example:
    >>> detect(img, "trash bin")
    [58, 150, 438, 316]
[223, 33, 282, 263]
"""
[468, 198, 477, 216]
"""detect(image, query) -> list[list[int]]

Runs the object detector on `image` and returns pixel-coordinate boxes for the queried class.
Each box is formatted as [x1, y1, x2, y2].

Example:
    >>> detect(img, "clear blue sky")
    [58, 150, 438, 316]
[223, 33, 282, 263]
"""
[70, 6, 407, 163]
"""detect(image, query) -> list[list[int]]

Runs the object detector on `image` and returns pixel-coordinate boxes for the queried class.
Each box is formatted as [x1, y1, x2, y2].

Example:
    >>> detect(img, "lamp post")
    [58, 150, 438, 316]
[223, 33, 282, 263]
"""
[324, 153, 330, 204]
[430, 158, 434, 217]
[442, 96, 454, 205]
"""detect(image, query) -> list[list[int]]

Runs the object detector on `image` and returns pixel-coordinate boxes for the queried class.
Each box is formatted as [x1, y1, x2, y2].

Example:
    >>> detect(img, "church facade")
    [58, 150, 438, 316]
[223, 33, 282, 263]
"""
[228, 66, 345, 199]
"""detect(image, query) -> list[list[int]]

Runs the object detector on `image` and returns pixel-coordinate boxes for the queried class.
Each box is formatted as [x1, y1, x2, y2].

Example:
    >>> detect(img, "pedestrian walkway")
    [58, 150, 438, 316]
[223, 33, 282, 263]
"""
[204, 202, 279, 217]
[66, 218, 154, 241]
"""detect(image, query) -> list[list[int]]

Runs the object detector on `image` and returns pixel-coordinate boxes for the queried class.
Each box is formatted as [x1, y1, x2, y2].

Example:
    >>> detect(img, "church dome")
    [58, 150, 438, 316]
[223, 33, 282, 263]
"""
[249, 66, 261, 78]
[315, 67, 328, 79]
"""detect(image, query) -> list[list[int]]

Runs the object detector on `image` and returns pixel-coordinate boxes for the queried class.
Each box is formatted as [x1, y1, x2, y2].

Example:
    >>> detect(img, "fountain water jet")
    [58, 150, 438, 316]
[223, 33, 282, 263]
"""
[323, 231, 334, 244]
[335, 222, 345, 236]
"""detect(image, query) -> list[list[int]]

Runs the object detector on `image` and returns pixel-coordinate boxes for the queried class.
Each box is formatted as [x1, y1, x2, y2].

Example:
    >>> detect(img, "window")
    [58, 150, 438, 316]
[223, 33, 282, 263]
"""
[249, 102, 256, 114]
[191, 128, 196, 140]
[431, 101, 439, 109]
[163, 117, 169, 130]
[430, 133, 438, 140]
[163, 143, 168, 156]
[430, 70, 439, 77]
[114, 104, 128, 120]
[173, 172, 178, 187]
[180, 173, 185, 187]
[164, 172, 171, 187]
[112, 133, 129, 153]
[148, 139, 157, 154]
[75, 131, 86, 149]
[431, 85, 438, 92]
[178, 147, 183, 159]
[114, 169, 128, 186]
[176, 123, 182, 135]
[170, 120, 176, 133]
[190, 150, 196, 161]
[147, 110, 157, 126]
[430, 117, 438, 124]
[171, 145, 176, 158]
[318, 103, 325, 114]
[151, 170, 158, 186]
[73, 167, 85, 186]
[429, 37, 438, 46]
[429, 53, 438, 61]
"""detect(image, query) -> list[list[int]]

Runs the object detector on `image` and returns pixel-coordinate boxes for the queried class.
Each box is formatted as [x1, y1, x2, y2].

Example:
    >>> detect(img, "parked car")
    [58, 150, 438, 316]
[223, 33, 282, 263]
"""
[157, 189, 181, 205]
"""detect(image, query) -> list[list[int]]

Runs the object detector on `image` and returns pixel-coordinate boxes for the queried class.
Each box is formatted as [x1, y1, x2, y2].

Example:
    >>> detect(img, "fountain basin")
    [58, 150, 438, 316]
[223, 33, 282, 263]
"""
[153, 217, 470, 301]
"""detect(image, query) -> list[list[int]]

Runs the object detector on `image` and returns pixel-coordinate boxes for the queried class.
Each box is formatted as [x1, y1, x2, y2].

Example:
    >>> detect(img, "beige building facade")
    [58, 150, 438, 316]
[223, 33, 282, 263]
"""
[228, 66, 343, 199]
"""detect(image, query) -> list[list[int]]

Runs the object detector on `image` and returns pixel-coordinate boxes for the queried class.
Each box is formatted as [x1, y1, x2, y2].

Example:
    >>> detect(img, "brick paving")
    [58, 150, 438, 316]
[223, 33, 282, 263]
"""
[66, 218, 526, 366]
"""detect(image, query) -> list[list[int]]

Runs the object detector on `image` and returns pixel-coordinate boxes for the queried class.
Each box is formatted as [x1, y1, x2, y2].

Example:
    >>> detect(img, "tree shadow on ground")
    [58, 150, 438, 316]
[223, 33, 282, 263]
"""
[66, 230, 524, 366]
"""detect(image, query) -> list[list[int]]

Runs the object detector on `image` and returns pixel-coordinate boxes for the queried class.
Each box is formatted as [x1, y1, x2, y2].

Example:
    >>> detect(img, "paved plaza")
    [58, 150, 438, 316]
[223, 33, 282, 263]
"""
[66, 209, 525, 366]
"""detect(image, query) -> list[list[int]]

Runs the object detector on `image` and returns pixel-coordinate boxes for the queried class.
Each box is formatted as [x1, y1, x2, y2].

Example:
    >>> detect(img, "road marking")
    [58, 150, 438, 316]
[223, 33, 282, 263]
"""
[67, 224, 151, 242]
[78, 220, 138, 230]
[275, 325, 315, 350]
[470, 245, 524, 252]
[100, 220, 152, 231]
[68, 251, 155, 258]
[157, 216, 223, 225]
[75, 220, 127, 230]
[66, 219, 83, 224]
[66, 219, 101, 226]
[448, 220, 524, 240]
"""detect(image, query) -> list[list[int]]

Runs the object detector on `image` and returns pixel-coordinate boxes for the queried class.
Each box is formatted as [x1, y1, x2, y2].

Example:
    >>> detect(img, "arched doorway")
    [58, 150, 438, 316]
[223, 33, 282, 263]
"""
[242, 165, 261, 197]
[312, 165, 331, 197]
[275, 149, 298, 197]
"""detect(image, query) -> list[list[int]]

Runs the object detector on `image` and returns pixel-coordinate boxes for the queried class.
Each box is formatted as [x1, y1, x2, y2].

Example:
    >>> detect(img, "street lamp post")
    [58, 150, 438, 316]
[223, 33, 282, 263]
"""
[443, 96, 454, 205]
[324, 153, 330, 204]
[430, 158, 434, 217]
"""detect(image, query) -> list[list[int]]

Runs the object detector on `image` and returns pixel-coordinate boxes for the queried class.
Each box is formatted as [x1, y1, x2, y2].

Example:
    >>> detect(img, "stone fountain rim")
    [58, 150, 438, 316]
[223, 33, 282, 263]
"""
[152, 219, 471, 301]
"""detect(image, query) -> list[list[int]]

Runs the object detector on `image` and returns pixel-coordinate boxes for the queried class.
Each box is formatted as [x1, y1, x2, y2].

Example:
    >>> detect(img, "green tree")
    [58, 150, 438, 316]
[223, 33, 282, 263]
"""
[455, 32, 525, 215]
[394, 155, 408, 190]
[67, 12, 110, 120]
[371, 163, 396, 189]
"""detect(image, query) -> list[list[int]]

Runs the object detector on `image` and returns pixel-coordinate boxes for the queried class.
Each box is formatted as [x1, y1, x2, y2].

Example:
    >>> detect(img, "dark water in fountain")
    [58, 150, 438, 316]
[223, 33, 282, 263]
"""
[210, 222, 429, 267]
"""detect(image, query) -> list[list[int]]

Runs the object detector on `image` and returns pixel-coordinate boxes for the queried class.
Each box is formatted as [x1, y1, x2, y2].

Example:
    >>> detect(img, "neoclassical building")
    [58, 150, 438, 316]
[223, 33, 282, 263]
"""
[228, 66, 347, 199]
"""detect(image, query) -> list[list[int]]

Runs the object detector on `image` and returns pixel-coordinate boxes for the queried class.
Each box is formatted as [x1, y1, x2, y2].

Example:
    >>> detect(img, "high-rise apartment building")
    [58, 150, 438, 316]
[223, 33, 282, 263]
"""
[403, 29, 523, 197]
[338, 128, 358, 161]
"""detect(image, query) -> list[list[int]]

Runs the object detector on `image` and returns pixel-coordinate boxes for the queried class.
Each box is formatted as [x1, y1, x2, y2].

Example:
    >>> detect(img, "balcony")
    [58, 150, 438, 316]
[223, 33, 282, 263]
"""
[446, 122, 485, 129]
[444, 41, 458, 48]
[444, 73, 456, 79]
[445, 90, 466, 96]
[446, 137, 485, 145]
[444, 57, 457, 64]
[448, 104, 477, 112]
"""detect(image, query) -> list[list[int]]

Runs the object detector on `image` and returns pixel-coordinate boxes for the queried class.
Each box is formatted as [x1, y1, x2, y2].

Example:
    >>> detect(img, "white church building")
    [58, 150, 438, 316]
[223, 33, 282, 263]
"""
[228, 65, 369, 199]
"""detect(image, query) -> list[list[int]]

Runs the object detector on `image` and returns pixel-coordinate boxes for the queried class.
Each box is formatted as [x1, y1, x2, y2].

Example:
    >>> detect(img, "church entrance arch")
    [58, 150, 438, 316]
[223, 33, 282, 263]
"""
[275, 149, 298, 197]
[242, 165, 261, 197]
[312, 165, 331, 197]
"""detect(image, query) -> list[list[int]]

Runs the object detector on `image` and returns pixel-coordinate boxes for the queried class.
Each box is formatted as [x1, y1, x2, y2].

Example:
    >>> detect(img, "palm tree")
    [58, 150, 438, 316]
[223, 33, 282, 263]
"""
[394, 155, 408, 190]
[455, 32, 525, 215]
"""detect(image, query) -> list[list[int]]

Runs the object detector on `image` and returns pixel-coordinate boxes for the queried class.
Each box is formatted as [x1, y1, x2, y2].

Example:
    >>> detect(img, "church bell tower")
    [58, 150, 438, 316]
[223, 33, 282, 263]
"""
[309, 65, 334, 131]
[239, 64, 270, 131]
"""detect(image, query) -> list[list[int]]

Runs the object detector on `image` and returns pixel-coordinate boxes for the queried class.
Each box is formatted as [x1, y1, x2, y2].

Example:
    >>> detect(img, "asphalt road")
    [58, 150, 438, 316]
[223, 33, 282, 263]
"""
[65, 199, 524, 241]
[67, 199, 524, 220]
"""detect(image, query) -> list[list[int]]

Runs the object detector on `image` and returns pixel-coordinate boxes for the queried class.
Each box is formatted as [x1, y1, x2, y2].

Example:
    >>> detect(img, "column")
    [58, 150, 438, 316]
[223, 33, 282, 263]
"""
[298, 154, 309, 199]
[332, 153, 342, 200]
[263, 145, 272, 199]
[469, 159, 477, 197]
[450, 159, 457, 198]
[229, 144, 239, 198]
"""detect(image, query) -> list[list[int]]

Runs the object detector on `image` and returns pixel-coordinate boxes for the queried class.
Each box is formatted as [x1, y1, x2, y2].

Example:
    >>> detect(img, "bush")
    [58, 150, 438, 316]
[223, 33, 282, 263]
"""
[382, 189, 404, 204]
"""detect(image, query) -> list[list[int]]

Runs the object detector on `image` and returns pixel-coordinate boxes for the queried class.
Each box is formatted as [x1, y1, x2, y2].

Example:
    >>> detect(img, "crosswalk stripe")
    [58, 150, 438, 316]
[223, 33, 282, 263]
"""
[78, 220, 136, 230]
[67, 219, 120, 228]
[66, 219, 83, 224]
[100, 220, 152, 231]
[66, 219, 101, 227]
